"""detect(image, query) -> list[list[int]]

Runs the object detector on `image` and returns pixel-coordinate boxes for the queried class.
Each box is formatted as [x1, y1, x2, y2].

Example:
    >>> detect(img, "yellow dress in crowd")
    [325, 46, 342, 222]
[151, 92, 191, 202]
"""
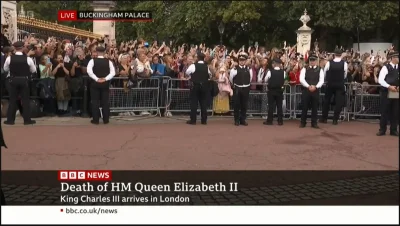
[213, 70, 232, 114]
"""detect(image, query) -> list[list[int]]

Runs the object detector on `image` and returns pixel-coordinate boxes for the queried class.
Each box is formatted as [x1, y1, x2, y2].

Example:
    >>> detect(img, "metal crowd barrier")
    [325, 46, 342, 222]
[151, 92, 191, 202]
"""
[292, 84, 348, 121]
[109, 77, 160, 115]
[165, 78, 213, 113]
[347, 83, 381, 120]
[0, 75, 385, 121]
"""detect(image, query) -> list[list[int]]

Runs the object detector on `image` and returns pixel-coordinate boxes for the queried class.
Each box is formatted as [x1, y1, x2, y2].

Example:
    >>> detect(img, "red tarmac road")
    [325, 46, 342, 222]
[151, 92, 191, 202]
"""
[1, 118, 398, 170]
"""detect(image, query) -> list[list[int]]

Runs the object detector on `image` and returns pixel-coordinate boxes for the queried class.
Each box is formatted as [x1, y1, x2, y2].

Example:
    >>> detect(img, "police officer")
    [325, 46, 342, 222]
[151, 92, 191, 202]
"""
[3, 41, 36, 125]
[185, 52, 212, 125]
[376, 51, 399, 136]
[320, 49, 347, 125]
[230, 52, 253, 126]
[263, 58, 286, 125]
[299, 54, 324, 128]
[86, 46, 116, 125]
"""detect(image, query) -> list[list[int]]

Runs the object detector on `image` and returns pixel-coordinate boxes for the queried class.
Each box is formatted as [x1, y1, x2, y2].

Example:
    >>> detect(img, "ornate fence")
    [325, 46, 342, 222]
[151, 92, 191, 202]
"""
[16, 16, 102, 42]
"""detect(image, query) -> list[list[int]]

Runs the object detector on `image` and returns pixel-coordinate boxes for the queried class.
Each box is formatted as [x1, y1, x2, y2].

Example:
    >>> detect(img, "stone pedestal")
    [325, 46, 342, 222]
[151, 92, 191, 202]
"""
[296, 27, 313, 56]
[91, 1, 116, 40]
[1, 1, 18, 43]
[295, 9, 314, 56]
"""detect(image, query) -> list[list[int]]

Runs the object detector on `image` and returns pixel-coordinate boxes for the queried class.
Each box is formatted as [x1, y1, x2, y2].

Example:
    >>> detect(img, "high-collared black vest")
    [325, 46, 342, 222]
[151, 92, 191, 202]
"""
[233, 66, 251, 86]
[326, 60, 345, 87]
[268, 69, 285, 89]
[191, 63, 209, 83]
[305, 66, 320, 86]
[384, 64, 399, 87]
[92, 58, 110, 78]
[9, 55, 30, 77]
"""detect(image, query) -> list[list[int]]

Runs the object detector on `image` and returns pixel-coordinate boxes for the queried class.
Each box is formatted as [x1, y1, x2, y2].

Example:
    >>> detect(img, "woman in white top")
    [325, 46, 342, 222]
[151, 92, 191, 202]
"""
[39, 54, 53, 79]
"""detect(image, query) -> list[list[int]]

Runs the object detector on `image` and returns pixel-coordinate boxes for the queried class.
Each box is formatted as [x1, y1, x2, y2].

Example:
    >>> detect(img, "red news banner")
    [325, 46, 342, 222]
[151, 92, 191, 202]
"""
[58, 10, 153, 22]
[58, 170, 239, 205]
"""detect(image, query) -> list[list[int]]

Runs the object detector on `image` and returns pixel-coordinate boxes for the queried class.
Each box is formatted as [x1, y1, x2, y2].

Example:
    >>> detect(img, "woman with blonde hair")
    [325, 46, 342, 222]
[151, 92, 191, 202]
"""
[213, 66, 232, 114]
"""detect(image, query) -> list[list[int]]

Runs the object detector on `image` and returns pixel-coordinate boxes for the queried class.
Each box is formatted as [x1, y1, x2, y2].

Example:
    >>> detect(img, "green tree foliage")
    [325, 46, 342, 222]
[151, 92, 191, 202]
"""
[18, 1, 92, 31]
[18, 1, 399, 48]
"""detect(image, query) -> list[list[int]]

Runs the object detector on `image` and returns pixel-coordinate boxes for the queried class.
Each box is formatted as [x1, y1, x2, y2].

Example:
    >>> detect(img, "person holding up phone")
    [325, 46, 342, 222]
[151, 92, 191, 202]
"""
[376, 51, 399, 136]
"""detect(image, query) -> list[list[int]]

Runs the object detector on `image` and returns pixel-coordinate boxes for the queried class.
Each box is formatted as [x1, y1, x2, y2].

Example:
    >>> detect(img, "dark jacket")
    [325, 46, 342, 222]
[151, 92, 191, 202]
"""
[36, 78, 56, 99]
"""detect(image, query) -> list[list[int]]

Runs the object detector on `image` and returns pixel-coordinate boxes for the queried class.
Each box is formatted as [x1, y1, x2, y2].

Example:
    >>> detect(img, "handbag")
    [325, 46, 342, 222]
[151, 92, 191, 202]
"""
[209, 80, 219, 97]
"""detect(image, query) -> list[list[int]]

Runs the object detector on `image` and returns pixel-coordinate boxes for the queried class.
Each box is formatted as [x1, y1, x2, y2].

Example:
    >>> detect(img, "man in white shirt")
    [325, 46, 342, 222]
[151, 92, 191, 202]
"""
[299, 54, 324, 128]
[263, 58, 286, 126]
[320, 49, 347, 125]
[376, 51, 399, 136]
[230, 53, 253, 126]
[3, 41, 37, 125]
[185, 52, 212, 125]
[86, 46, 116, 124]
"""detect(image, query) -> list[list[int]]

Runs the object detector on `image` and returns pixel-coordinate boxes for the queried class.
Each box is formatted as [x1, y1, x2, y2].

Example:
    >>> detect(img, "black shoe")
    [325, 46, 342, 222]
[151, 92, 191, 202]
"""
[311, 124, 319, 129]
[103, 121, 109, 125]
[24, 120, 36, 125]
[390, 131, 399, 136]
[201, 121, 207, 125]
[91, 120, 99, 125]
[235, 122, 240, 126]
[186, 120, 196, 125]
[319, 119, 327, 124]
[3, 121, 15, 125]
[332, 120, 338, 125]
[299, 123, 306, 128]
[263, 121, 272, 125]
[376, 131, 385, 136]
[278, 122, 283, 126]
[240, 121, 248, 126]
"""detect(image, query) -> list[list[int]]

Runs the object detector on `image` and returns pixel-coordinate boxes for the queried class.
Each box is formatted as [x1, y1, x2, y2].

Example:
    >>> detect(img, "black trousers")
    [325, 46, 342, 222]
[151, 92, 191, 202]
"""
[6, 77, 31, 123]
[90, 82, 110, 123]
[321, 85, 345, 121]
[267, 89, 283, 123]
[301, 89, 319, 125]
[379, 90, 399, 133]
[233, 86, 250, 123]
[189, 82, 209, 123]
[1, 188, 5, 205]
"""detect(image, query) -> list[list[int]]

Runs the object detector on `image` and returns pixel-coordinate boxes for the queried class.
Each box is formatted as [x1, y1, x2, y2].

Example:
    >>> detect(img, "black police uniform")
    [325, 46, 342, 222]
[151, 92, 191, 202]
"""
[377, 53, 399, 136]
[300, 62, 322, 127]
[232, 58, 251, 126]
[321, 51, 346, 124]
[265, 59, 285, 125]
[4, 42, 35, 125]
[89, 50, 112, 124]
[187, 62, 210, 124]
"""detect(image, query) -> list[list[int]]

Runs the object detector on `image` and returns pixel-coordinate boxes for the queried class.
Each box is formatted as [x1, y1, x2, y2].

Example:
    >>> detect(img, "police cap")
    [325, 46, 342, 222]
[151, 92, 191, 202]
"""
[389, 51, 399, 58]
[96, 46, 106, 52]
[12, 41, 24, 49]
[272, 58, 282, 64]
[309, 55, 318, 61]
[334, 49, 343, 55]
[238, 52, 248, 60]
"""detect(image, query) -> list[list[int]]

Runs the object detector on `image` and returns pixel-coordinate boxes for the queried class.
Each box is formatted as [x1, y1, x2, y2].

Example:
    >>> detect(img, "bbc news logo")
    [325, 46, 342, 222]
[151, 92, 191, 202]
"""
[58, 170, 112, 181]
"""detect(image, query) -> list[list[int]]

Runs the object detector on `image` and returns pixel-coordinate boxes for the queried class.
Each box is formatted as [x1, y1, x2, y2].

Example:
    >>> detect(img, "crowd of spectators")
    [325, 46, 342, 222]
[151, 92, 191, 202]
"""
[0, 32, 397, 119]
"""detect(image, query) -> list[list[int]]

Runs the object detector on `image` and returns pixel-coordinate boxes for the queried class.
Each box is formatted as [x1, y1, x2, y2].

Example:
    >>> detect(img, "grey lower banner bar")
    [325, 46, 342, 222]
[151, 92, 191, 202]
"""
[1, 171, 399, 205]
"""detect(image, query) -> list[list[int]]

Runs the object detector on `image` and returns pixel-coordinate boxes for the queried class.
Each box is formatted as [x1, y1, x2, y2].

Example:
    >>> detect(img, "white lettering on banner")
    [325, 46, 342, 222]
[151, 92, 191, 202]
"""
[134, 183, 171, 194]
[60, 182, 94, 192]
[174, 182, 227, 192]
